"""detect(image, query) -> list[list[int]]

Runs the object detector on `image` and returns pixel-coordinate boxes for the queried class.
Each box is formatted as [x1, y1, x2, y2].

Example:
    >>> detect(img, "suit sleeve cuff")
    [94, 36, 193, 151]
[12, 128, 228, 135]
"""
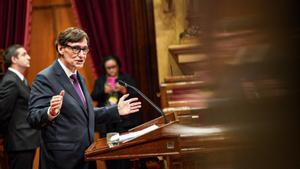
[105, 105, 121, 122]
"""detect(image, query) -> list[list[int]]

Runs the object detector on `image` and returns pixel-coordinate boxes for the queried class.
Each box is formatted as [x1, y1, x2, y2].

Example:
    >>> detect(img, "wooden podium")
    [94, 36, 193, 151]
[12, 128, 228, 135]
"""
[85, 112, 231, 169]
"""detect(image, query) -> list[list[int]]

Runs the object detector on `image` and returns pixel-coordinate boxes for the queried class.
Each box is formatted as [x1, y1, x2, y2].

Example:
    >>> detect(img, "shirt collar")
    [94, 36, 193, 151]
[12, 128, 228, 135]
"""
[8, 67, 24, 81]
[58, 59, 77, 78]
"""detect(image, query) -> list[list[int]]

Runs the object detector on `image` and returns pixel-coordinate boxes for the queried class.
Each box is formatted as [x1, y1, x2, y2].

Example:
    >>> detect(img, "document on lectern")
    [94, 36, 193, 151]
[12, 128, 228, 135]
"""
[111, 124, 159, 143]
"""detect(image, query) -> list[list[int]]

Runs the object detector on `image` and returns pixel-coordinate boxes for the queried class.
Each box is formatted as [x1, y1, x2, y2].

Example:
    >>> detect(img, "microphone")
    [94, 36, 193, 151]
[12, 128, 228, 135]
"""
[118, 80, 169, 124]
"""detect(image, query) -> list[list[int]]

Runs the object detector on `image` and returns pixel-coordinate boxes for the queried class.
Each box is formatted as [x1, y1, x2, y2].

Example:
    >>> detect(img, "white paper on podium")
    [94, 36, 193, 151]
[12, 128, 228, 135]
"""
[110, 124, 159, 143]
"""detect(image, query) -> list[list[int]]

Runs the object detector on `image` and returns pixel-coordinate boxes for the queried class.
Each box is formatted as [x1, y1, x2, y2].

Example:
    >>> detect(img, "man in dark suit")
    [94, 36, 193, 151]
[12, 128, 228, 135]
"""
[27, 27, 141, 169]
[0, 44, 40, 169]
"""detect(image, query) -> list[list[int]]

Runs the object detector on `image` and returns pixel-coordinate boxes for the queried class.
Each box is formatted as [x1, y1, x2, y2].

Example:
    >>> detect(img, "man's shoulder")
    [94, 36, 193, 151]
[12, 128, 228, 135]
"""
[33, 62, 59, 83]
[37, 61, 59, 77]
[38, 65, 53, 76]
[0, 72, 19, 92]
[1, 71, 17, 83]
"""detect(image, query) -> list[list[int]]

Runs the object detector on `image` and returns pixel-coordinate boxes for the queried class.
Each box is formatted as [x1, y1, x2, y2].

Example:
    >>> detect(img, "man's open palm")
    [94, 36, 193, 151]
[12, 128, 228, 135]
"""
[118, 94, 141, 116]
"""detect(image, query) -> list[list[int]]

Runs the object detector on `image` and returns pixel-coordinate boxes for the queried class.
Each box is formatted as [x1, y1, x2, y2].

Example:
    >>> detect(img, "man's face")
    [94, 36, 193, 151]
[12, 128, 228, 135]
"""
[105, 59, 119, 77]
[12, 47, 31, 69]
[59, 38, 89, 72]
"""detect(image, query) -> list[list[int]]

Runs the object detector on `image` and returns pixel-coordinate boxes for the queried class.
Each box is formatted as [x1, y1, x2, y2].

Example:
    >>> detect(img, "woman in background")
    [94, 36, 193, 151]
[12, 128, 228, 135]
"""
[91, 55, 141, 169]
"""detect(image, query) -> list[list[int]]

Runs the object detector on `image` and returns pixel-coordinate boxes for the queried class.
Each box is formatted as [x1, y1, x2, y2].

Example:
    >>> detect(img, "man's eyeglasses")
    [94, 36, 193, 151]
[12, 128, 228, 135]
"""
[65, 44, 89, 54]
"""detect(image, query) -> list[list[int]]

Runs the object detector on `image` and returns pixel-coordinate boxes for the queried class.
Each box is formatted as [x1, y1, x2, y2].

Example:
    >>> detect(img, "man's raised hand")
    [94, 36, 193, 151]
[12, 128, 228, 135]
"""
[117, 94, 141, 116]
[49, 90, 65, 116]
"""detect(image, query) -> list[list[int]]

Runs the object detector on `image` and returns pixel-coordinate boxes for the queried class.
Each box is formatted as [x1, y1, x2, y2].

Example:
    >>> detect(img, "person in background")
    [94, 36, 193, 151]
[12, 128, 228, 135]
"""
[27, 27, 141, 169]
[91, 55, 142, 169]
[0, 44, 40, 169]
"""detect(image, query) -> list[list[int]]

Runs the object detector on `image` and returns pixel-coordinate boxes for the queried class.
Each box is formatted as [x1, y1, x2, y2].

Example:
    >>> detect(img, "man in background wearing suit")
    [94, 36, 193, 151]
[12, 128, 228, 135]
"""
[0, 44, 40, 169]
[27, 27, 141, 169]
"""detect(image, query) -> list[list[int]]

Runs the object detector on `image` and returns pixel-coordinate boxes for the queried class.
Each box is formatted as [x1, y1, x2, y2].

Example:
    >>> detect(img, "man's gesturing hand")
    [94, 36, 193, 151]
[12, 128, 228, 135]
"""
[49, 90, 65, 116]
[117, 94, 141, 116]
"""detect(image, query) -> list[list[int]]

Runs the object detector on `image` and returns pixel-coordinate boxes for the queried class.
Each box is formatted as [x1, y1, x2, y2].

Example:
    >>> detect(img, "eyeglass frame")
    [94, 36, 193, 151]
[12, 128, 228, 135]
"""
[105, 65, 118, 70]
[64, 44, 89, 54]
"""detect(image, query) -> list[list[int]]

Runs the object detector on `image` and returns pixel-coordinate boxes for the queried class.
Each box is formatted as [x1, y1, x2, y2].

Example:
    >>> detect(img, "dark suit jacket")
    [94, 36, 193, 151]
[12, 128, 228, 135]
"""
[0, 70, 40, 152]
[91, 73, 141, 133]
[28, 60, 120, 169]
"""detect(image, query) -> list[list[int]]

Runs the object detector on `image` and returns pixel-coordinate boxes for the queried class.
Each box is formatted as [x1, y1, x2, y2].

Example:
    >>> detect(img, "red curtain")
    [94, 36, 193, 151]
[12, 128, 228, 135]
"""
[0, 0, 32, 50]
[71, 0, 134, 76]
[71, 0, 161, 120]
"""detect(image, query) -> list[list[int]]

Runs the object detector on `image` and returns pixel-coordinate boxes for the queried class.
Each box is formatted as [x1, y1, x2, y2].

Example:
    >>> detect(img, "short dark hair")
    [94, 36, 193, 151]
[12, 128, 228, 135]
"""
[3, 44, 23, 67]
[55, 27, 89, 57]
[102, 55, 122, 72]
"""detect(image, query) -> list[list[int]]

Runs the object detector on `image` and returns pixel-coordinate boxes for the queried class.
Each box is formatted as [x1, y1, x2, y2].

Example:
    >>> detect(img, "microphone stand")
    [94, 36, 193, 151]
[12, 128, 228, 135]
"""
[118, 80, 169, 124]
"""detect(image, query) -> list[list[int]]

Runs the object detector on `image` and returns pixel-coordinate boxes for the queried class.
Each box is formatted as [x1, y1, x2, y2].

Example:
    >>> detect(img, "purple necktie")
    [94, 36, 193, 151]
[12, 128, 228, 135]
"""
[70, 74, 87, 108]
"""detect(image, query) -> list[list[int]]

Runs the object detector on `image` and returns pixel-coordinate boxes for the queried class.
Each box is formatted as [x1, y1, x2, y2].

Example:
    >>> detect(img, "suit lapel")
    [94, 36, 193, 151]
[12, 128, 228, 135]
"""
[52, 60, 88, 117]
[78, 73, 95, 143]
[7, 71, 30, 93]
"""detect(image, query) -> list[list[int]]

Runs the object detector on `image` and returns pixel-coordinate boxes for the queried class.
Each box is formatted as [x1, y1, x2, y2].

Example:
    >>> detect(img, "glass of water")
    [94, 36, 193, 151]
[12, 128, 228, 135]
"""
[106, 132, 120, 148]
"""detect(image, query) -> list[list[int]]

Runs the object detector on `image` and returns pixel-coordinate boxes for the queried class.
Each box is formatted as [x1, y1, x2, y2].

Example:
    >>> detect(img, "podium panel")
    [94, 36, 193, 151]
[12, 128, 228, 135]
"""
[85, 112, 232, 169]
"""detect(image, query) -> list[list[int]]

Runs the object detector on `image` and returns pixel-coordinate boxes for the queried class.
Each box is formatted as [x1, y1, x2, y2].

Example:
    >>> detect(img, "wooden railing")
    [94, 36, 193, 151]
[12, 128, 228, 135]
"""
[159, 73, 214, 118]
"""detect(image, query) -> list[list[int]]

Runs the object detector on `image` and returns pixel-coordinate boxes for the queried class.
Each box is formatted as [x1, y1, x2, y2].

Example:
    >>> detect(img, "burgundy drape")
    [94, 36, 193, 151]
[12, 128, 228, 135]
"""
[71, 0, 161, 120]
[71, 0, 134, 76]
[0, 0, 32, 50]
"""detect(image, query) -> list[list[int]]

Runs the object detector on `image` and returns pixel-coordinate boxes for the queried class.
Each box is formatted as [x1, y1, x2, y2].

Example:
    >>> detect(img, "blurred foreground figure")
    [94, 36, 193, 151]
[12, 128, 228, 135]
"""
[197, 1, 300, 169]
[162, 0, 300, 169]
